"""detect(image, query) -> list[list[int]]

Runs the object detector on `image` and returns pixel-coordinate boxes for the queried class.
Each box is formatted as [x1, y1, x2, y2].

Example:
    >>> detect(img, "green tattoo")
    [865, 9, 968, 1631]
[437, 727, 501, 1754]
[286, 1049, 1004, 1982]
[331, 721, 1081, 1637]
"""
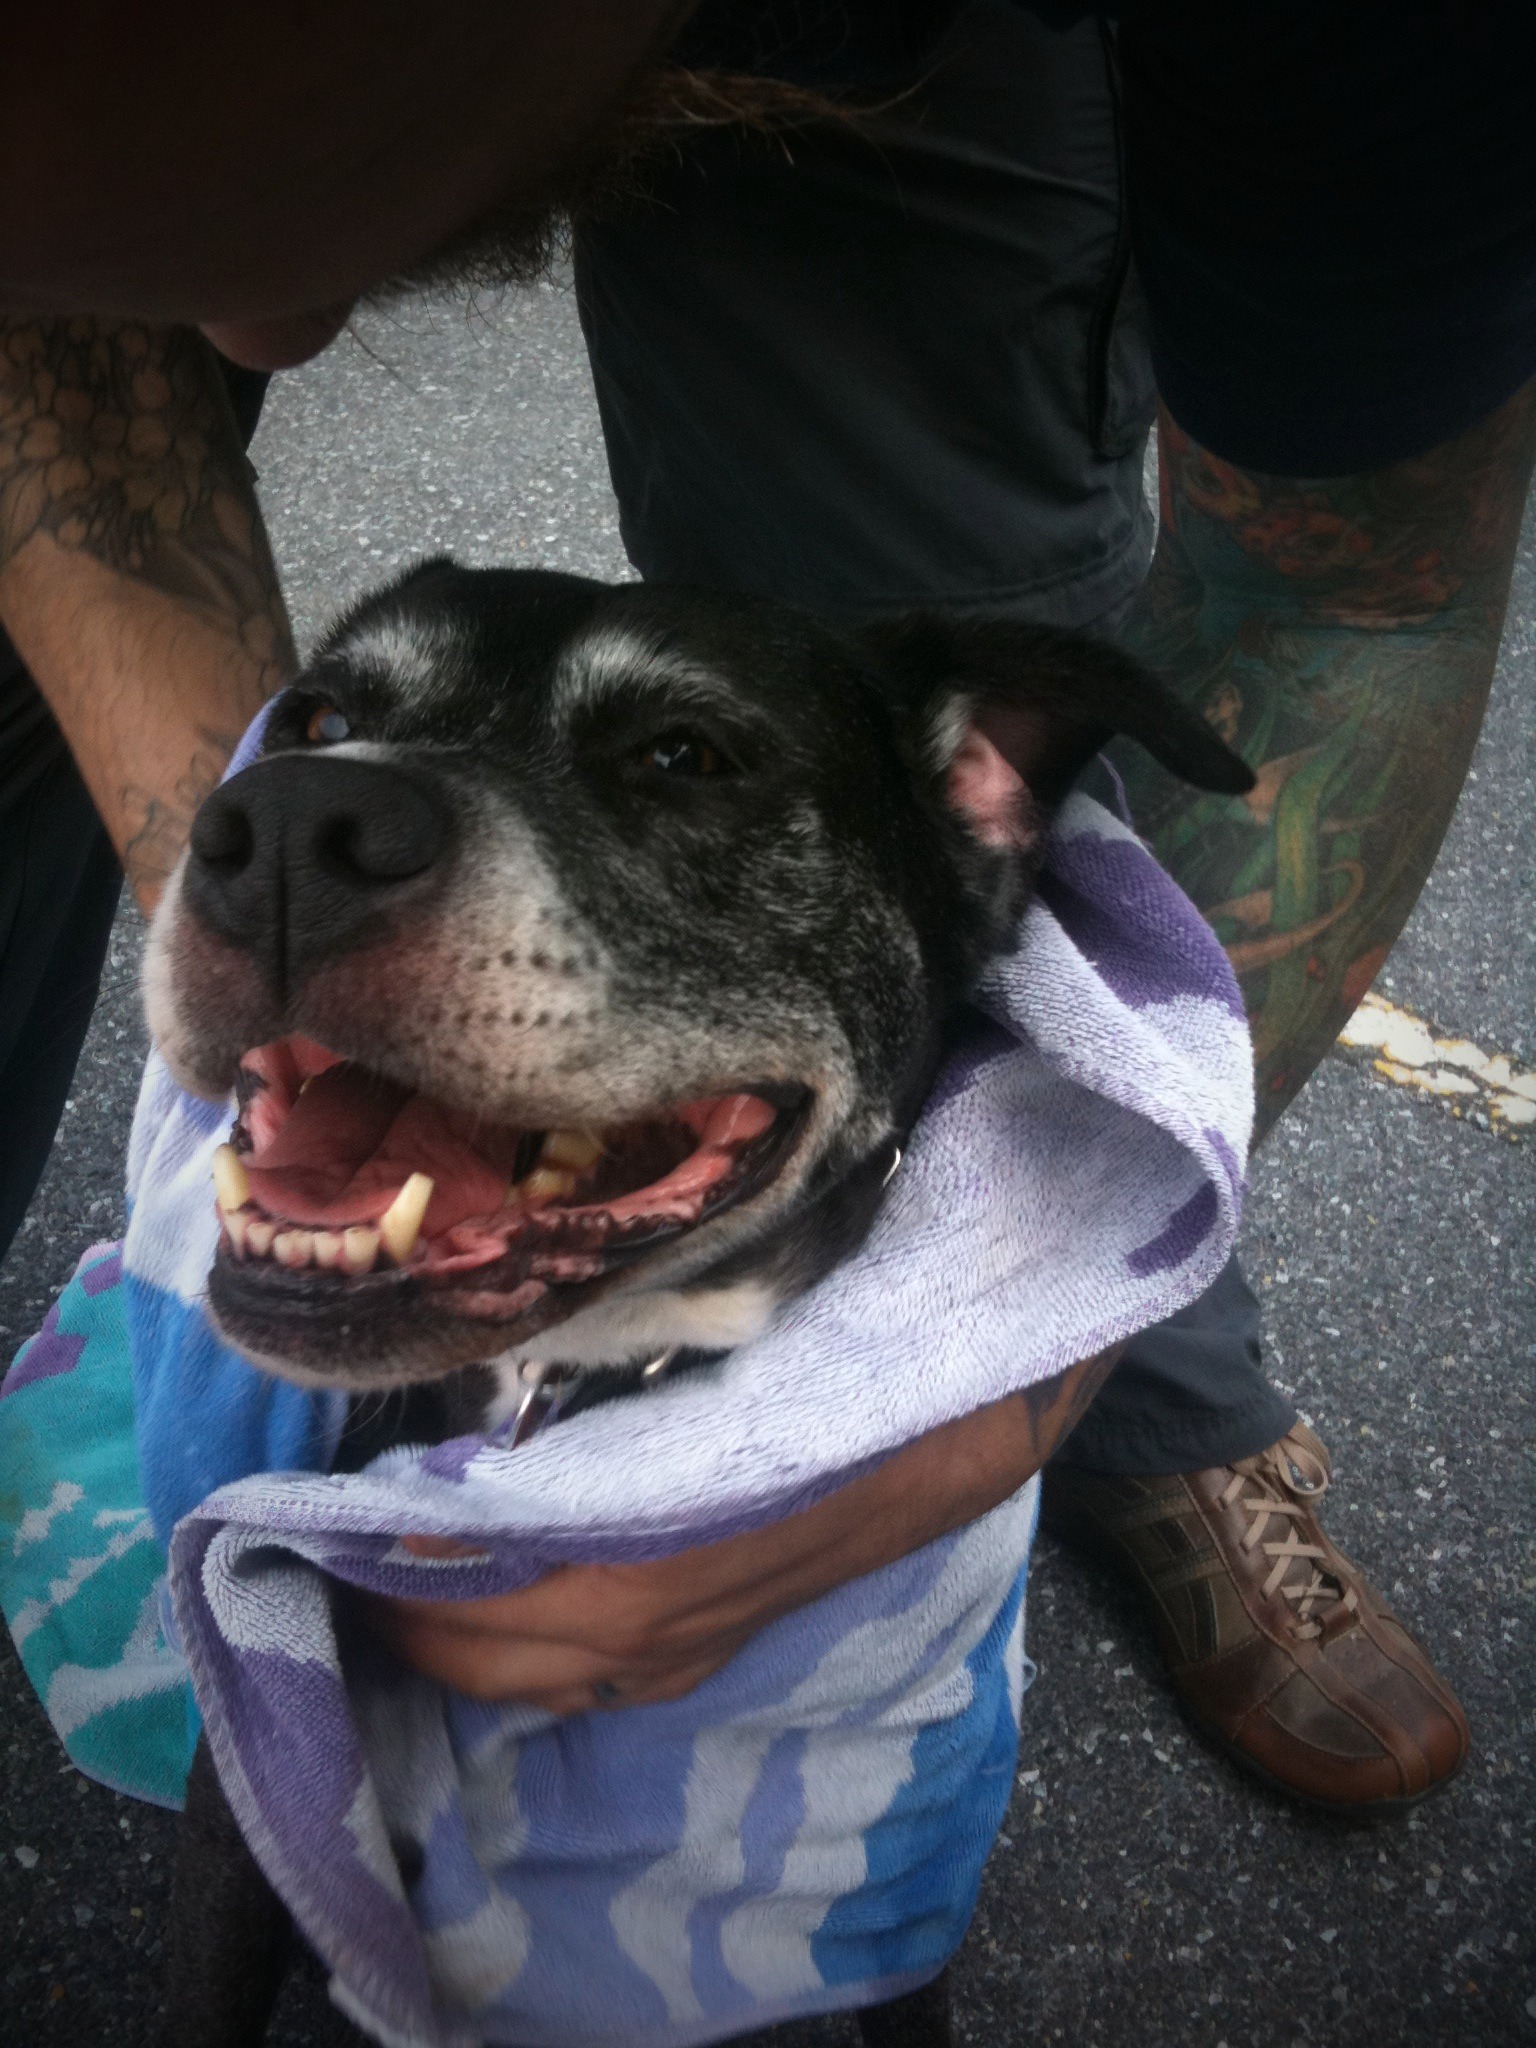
[1108, 384, 1536, 1140]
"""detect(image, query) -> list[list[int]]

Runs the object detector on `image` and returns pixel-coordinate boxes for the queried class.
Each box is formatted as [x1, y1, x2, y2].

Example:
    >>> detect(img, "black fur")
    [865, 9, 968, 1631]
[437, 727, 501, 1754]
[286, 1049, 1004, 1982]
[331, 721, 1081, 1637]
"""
[150, 564, 1249, 1388]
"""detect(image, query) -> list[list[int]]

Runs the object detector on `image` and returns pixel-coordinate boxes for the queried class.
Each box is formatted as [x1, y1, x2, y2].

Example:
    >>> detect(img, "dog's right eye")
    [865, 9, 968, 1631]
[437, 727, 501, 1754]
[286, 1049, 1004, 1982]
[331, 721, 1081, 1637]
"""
[634, 730, 726, 777]
[305, 706, 351, 746]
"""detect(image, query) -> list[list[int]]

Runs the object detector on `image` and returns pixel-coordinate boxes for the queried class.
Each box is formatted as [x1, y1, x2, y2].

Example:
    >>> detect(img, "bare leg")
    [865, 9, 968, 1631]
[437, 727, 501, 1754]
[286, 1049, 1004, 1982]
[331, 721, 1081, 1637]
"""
[1044, 384, 1531, 1814]
[1112, 382, 1536, 1137]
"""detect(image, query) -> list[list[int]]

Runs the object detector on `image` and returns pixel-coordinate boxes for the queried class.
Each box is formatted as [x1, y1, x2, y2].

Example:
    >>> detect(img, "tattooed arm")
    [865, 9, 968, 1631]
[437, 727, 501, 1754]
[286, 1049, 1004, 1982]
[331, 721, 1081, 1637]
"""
[1110, 381, 1536, 1139]
[374, 1351, 1120, 1710]
[0, 317, 294, 910]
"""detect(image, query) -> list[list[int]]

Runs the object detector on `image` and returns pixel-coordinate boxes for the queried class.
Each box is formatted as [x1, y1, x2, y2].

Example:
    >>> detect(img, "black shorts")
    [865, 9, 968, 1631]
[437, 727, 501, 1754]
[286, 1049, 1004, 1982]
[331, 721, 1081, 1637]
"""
[577, 0, 1156, 628]
[671, 0, 1536, 475]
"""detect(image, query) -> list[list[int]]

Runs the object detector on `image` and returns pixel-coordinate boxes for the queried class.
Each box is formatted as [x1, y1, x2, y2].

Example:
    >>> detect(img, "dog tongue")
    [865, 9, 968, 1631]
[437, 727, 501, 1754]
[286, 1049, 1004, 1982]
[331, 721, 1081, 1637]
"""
[241, 1064, 511, 1231]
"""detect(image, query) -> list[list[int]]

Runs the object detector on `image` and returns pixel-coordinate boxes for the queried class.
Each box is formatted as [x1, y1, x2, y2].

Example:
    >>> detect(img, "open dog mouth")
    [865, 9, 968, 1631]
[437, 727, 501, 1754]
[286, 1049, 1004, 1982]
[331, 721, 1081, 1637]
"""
[210, 1036, 806, 1331]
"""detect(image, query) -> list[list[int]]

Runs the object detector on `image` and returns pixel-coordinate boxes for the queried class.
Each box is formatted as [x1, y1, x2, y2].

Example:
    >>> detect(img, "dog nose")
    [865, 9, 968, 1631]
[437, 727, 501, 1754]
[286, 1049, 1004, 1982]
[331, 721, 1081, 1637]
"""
[182, 754, 451, 996]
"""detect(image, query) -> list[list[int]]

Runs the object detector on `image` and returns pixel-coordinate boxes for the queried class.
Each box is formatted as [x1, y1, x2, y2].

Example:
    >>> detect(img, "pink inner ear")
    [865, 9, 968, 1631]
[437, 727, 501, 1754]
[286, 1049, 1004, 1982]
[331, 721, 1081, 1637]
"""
[945, 726, 1038, 850]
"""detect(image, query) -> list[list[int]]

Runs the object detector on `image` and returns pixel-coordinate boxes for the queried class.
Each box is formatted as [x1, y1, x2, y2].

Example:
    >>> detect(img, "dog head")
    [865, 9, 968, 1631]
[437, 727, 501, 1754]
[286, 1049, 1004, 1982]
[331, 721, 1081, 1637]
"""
[145, 562, 1250, 1390]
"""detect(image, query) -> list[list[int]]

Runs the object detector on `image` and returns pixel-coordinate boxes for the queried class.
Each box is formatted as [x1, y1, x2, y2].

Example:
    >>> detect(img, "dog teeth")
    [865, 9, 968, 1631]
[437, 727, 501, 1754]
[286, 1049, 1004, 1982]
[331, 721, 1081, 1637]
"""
[379, 1172, 434, 1263]
[540, 1129, 604, 1172]
[232, 1216, 381, 1273]
[519, 1166, 578, 1205]
[212, 1143, 250, 1214]
[342, 1225, 381, 1275]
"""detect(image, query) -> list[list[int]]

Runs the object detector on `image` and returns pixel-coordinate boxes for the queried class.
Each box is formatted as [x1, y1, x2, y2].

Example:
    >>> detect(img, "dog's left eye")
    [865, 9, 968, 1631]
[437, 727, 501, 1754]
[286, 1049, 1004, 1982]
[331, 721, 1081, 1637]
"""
[635, 730, 726, 777]
[305, 706, 351, 746]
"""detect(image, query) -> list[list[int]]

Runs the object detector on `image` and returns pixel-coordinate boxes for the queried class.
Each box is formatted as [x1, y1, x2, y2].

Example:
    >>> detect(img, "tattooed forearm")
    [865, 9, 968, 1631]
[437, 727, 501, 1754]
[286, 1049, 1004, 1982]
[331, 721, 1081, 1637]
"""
[0, 319, 286, 638]
[1109, 380, 1536, 1139]
[120, 722, 250, 892]
[0, 316, 295, 906]
[1009, 1348, 1120, 1470]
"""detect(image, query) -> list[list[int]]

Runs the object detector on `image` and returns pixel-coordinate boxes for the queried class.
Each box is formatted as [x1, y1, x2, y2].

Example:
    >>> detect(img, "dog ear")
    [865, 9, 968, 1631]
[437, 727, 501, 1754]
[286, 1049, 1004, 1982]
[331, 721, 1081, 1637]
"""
[865, 615, 1253, 852]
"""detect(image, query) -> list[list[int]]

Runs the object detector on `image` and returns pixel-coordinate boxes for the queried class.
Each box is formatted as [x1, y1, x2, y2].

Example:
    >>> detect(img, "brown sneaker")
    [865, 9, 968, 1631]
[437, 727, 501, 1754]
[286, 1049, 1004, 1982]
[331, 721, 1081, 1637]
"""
[1040, 1422, 1470, 1813]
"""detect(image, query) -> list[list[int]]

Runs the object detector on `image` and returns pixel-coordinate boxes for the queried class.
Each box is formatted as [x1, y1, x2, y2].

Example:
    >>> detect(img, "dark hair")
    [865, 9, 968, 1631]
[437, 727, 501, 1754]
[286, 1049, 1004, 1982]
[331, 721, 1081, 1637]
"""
[374, 66, 867, 301]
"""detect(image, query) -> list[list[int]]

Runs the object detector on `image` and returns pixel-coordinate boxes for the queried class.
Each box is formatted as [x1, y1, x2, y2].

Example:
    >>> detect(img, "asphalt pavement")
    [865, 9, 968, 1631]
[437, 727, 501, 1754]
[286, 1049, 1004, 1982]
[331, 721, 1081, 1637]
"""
[1, 286, 1531, 2048]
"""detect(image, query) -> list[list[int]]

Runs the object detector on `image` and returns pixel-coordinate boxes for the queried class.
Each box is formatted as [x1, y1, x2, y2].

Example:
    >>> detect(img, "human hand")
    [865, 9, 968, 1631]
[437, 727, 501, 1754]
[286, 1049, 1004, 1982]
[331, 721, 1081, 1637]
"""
[368, 1348, 1119, 1713]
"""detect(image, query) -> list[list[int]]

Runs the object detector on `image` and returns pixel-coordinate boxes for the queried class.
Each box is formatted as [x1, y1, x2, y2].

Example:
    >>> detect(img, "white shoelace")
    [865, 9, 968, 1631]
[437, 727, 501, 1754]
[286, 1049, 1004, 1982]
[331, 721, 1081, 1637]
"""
[1219, 1433, 1359, 1641]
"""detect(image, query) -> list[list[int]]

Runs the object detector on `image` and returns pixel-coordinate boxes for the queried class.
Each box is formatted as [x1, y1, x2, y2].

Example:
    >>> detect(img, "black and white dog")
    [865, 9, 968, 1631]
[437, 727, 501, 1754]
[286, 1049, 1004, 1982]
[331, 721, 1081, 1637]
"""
[146, 561, 1250, 2047]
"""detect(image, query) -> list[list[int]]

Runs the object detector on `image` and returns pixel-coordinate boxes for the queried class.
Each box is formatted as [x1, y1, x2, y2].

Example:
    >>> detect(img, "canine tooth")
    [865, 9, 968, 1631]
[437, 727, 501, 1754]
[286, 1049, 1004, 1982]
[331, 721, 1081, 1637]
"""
[212, 1143, 250, 1213]
[342, 1225, 380, 1275]
[272, 1229, 315, 1268]
[312, 1230, 344, 1269]
[245, 1218, 276, 1257]
[224, 1210, 249, 1256]
[540, 1129, 604, 1172]
[519, 1166, 578, 1205]
[379, 1173, 434, 1263]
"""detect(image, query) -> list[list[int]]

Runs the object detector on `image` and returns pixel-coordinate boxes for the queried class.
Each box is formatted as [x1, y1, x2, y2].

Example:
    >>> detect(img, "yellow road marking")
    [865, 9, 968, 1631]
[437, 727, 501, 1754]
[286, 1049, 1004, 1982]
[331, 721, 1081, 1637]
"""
[1336, 992, 1534, 1139]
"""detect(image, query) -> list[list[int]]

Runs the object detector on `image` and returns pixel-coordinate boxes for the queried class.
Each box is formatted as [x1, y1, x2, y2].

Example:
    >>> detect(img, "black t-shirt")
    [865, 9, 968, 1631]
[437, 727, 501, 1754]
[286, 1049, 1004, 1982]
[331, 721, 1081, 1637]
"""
[673, 1, 1536, 474]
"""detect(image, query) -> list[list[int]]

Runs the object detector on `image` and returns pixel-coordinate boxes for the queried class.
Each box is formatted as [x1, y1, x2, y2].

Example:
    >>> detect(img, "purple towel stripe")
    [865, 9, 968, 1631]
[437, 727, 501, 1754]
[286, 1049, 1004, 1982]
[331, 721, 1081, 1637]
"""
[80, 1247, 125, 1297]
[1126, 1182, 1219, 1279]
[3, 1326, 87, 1397]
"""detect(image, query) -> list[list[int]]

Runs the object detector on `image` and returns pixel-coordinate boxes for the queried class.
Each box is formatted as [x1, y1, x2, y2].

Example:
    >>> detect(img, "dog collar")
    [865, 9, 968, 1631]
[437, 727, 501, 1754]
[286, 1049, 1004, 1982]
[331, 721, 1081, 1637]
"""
[502, 1140, 907, 1449]
[501, 1346, 718, 1448]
